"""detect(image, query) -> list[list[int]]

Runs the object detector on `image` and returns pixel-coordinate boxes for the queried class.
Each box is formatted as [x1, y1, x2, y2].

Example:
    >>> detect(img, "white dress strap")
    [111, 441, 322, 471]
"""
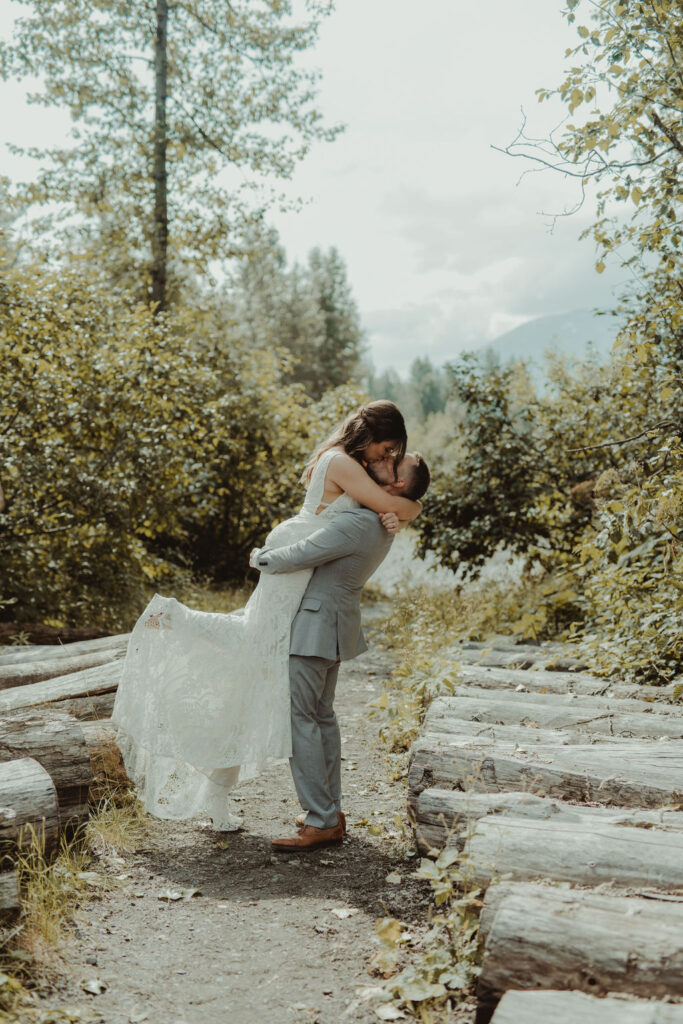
[303, 449, 344, 513]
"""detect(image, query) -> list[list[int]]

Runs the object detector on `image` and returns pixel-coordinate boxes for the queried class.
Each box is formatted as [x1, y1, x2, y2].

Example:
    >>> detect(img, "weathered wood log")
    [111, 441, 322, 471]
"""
[80, 720, 129, 798]
[0, 869, 20, 916]
[0, 622, 113, 645]
[490, 990, 683, 1024]
[0, 758, 59, 856]
[0, 712, 91, 831]
[426, 694, 683, 741]
[0, 647, 126, 690]
[413, 787, 683, 853]
[422, 723, 575, 747]
[0, 660, 121, 718]
[465, 814, 683, 890]
[456, 664, 665, 700]
[408, 736, 683, 809]
[437, 688, 680, 716]
[476, 883, 683, 1023]
[0, 633, 128, 667]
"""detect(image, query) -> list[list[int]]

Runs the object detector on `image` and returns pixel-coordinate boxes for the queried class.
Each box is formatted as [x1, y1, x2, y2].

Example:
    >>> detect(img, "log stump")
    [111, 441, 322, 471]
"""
[0, 757, 59, 856]
[0, 711, 92, 832]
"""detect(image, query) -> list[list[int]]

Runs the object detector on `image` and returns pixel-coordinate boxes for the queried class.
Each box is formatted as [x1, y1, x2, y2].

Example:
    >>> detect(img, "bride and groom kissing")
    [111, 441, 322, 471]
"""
[112, 401, 430, 852]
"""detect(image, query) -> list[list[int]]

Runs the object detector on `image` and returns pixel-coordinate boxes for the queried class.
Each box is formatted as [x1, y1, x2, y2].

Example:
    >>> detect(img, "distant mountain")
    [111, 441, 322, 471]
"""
[476, 309, 619, 372]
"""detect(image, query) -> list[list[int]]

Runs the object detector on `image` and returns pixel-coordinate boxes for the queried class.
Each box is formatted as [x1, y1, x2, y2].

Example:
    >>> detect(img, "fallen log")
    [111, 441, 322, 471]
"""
[408, 736, 683, 809]
[0, 757, 59, 856]
[0, 623, 113, 645]
[476, 883, 683, 1023]
[420, 723, 574, 747]
[456, 664, 665, 700]
[490, 990, 683, 1024]
[426, 693, 683, 740]
[0, 647, 126, 690]
[0, 712, 91, 832]
[0, 869, 20, 916]
[0, 633, 128, 668]
[80, 720, 130, 798]
[0, 661, 121, 719]
[465, 814, 683, 890]
[413, 787, 683, 853]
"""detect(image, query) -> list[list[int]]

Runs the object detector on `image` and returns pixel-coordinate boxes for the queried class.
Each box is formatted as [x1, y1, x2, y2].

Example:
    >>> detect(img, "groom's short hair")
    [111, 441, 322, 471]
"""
[403, 453, 430, 501]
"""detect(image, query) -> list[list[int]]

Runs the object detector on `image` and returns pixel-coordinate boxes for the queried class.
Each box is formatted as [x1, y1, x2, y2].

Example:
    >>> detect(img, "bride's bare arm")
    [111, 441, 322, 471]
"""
[328, 454, 421, 522]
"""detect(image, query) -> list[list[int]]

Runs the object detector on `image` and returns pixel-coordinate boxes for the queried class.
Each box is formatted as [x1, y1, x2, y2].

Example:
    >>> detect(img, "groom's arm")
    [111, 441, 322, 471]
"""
[252, 510, 374, 575]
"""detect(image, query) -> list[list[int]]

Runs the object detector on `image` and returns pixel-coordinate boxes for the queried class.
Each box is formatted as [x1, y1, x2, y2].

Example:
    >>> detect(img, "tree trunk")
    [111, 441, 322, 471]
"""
[408, 736, 683, 809]
[81, 719, 130, 797]
[426, 692, 683, 741]
[151, 0, 168, 313]
[0, 711, 92, 832]
[0, 633, 128, 667]
[465, 813, 683, 890]
[0, 660, 120, 718]
[490, 990, 683, 1024]
[412, 786, 683, 854]
[476, 883, 683, 1023]
[0, 648, 126, 690]
[0, 757, 59, 857]
[0, 869, 20, 917]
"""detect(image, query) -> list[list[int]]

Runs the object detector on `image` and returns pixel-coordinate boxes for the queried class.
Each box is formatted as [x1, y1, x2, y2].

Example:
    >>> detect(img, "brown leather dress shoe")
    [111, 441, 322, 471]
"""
[296, 810, 346, 834]
[272, 823, 343, 852]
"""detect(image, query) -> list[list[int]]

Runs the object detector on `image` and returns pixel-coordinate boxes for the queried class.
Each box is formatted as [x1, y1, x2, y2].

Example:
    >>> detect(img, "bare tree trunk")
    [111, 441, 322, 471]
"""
[151, 0, 168, 313]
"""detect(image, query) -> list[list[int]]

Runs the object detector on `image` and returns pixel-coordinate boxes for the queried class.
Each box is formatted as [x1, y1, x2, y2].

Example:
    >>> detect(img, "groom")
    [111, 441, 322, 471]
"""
[251, 452, 430, 851]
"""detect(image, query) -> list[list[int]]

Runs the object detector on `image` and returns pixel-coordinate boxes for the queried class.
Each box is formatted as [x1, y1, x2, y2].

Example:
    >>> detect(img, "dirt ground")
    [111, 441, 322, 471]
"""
[34, 626, 468, 1024]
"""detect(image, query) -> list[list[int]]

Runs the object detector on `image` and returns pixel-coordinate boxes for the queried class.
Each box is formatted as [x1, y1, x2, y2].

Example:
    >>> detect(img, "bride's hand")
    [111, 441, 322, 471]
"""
[380, 512, 400, 534]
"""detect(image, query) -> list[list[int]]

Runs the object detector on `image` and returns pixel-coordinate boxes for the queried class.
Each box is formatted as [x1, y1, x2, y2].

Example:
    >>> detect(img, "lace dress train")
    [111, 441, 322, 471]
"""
[112, 451, 358, 829]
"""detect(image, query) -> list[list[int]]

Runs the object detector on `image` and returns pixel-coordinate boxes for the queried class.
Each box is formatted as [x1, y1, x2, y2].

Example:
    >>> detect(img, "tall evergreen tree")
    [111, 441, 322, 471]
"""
[0, 0, 339, 310]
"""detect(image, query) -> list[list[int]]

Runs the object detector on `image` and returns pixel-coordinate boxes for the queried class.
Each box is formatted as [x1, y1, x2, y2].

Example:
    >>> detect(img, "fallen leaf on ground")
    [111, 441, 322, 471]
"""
[375, 1006, 406, 1021]
[331, 907, 360, 919]
[77, 872, 108, 888]
[385, 872, 402, 884]
[81, 978, 107, 996]
[157, 887, 201, 901]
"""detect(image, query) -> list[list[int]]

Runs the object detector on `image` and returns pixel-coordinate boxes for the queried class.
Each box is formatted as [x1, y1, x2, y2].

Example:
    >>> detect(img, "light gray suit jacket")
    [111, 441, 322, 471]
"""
[255, 508, 393, 662]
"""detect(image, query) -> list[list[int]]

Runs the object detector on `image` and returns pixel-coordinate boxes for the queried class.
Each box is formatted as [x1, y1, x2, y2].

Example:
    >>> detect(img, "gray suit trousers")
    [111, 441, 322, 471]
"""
[289, 654, 341, 830]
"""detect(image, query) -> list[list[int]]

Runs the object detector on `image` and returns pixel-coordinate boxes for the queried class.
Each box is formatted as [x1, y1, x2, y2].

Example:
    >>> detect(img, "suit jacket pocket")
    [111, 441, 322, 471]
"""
[300, 597, 322, 612]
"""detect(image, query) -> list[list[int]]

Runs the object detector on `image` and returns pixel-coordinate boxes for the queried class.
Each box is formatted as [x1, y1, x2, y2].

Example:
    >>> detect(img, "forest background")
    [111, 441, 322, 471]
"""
[0, 0, 681, 685]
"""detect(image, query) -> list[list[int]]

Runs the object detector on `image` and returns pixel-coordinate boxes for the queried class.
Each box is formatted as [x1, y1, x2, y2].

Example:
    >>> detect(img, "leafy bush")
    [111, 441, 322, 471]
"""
[0, 257, 361, 627]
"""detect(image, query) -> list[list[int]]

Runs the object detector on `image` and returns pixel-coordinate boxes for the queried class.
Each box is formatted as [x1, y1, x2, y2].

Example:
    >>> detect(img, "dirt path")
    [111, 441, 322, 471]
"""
[44, 635, 433, 1024]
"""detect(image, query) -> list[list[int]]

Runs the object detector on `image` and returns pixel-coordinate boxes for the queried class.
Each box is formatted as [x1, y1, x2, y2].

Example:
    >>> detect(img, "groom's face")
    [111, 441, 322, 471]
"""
[368, 454, 415, 494]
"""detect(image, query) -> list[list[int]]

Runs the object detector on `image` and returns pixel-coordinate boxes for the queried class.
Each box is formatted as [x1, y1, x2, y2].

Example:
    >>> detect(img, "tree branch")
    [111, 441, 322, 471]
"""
[567, 420, 677, 453]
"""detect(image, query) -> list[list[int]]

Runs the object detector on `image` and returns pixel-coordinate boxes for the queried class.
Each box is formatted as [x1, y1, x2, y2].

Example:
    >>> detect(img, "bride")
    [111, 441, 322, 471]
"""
[112, 401, 421, 829]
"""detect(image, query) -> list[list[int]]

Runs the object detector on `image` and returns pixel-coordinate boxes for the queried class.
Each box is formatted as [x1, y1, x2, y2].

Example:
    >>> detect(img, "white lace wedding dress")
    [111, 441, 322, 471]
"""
[112, 450, 359, 829]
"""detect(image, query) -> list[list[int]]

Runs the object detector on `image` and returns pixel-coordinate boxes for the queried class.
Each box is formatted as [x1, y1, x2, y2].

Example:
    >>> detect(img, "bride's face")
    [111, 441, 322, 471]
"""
[363, 439, 399, 464]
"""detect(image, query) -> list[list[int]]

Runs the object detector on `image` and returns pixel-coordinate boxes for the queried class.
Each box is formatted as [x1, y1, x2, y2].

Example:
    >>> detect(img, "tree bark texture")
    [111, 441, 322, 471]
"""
[0, 869, 20, 916]
[490, 990, 683, 1024]
[426, 693, 683, 740]
[0, 634, 128, 668]
[0, 647, 126, 690]
[0, 757, 59, 857]
[476, 883, 683, 1023]
[0, 712, 91, 831]
[465, 814, 683, 890]
[408, 736, 683, 810]
[0, 661, 121, 718]
[151, 0, 168, 312]
[413, 786, 683, 854]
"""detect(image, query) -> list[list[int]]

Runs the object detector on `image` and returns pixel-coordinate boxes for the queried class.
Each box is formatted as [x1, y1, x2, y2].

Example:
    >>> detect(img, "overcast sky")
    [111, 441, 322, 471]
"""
[0, 0, 626, 375]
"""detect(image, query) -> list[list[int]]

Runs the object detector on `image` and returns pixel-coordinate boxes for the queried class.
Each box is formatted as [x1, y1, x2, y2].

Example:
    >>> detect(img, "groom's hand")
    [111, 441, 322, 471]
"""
[379, 512, 400, 534]
[249, 547, 262, 568]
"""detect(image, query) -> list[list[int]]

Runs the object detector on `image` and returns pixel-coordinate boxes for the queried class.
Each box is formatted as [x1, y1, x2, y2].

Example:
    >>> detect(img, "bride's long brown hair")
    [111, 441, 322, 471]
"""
[301, 400, 408, 484]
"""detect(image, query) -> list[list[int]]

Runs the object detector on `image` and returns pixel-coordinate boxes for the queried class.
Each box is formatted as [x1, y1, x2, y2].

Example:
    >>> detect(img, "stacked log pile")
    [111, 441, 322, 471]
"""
[0, 633, 128, 919]
[408, 639, 683, 1023]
